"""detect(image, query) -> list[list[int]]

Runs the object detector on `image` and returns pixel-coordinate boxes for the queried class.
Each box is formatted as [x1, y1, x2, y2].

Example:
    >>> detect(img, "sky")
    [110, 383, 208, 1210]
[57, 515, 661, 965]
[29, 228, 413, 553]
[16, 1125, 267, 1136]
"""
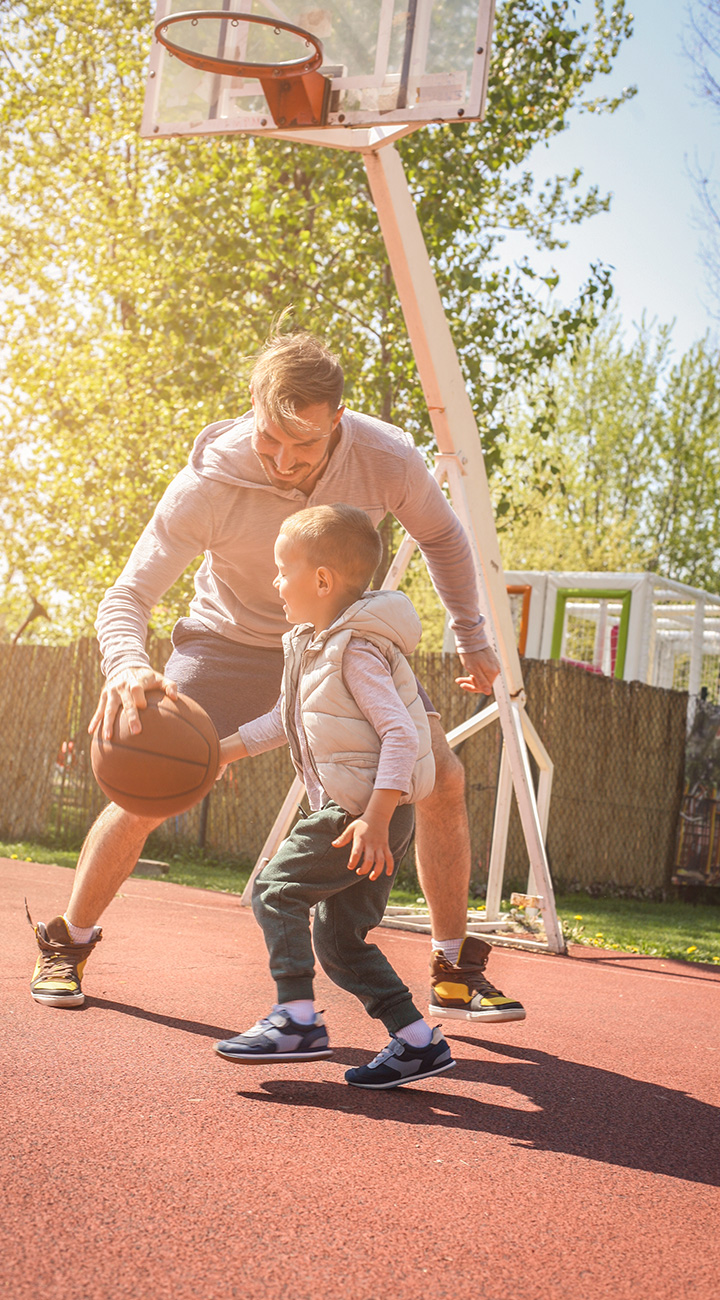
[503, 0, 719, 354]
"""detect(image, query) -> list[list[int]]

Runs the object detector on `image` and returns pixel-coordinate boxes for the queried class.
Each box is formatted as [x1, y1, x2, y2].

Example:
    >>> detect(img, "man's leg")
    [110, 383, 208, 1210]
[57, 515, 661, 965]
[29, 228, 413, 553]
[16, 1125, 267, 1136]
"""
[29, 624, 285, 1007]
[28, 803, 163, 1007]
[415, 716, 526, 1024]
[414, 716, 471, 939]
[67, 803, 165, 928]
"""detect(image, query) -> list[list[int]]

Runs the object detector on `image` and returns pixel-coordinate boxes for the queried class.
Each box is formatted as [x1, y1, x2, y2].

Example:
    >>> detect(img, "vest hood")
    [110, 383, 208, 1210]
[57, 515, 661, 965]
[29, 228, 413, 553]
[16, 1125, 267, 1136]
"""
[287, 589, 423, 660]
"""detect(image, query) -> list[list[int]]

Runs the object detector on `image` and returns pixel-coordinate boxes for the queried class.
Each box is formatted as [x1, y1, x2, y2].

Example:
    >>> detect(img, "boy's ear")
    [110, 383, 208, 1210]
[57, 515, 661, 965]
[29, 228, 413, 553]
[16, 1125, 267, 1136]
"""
[316, 566, 334, 596]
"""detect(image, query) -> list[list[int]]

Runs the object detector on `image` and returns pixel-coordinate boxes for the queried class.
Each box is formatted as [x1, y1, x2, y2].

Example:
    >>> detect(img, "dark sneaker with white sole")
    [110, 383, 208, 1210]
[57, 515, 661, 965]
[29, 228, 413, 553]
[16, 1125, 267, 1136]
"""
[27, 906, 101, 1008]
[429, 935, 526, 1023]
[345, 1026, 455, 1090]
[214, 1009, 332, 1063]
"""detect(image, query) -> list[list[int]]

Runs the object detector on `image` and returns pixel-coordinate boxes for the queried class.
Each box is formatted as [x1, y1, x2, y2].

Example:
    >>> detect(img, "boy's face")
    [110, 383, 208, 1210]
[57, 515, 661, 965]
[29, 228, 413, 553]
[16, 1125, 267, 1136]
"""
[273, 535, 325, 626]
[251, 398, 344, 494]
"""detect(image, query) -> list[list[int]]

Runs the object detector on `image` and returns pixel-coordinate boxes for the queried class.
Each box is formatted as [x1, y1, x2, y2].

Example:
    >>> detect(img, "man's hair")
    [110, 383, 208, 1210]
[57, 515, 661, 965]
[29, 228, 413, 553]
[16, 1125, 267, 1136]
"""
[250, 330, 344, 430]
[279, 504, 382, 598]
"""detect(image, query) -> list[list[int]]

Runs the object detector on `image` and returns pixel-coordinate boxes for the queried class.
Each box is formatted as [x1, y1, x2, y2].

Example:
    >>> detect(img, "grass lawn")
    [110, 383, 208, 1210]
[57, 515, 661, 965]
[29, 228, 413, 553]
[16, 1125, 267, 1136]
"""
[552, 892, 720, 965]
[4, 839, 718, 965]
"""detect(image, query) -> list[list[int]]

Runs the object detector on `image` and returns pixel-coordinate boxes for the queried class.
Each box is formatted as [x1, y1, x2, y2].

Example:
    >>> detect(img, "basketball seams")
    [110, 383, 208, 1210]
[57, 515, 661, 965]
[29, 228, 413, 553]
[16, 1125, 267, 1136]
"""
[91, 690, 220, 817]
[99, 744, 210, 769]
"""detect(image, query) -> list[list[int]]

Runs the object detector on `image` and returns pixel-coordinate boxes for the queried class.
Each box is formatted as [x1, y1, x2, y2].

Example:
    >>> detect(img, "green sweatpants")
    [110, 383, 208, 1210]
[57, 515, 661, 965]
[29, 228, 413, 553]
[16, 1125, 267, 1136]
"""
[252, 800, 422, 1035]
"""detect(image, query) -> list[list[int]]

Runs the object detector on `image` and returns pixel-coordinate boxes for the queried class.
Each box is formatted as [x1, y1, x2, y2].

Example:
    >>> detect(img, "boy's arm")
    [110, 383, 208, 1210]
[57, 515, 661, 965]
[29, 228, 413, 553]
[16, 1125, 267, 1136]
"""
[218, 697, 285, 769]
[219, 732, 250, 765]
[331, 641, 419, 881]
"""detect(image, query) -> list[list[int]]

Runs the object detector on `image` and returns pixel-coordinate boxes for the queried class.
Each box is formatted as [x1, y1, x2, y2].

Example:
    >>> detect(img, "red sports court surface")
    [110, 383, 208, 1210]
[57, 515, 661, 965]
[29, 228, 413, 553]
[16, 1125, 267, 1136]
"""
[2, 860, 719, 1300]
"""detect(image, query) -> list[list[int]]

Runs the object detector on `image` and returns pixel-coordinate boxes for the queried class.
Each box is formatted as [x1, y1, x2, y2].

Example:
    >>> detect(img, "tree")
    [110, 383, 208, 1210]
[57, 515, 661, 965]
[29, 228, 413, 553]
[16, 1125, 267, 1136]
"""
[0, 0, 634, 641]
[687, 0, 720, 315]
[498, 311, 720, 591]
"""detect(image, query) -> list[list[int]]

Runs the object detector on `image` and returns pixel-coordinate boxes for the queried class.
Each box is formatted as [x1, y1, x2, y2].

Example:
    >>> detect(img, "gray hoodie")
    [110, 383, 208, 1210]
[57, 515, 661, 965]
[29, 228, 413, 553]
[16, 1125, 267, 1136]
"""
[96, 408, 489, 678]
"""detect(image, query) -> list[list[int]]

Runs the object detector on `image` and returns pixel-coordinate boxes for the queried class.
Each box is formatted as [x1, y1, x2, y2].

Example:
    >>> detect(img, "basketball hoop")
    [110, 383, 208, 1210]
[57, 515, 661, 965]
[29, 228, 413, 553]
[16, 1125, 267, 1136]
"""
[154, 10, 330, 129]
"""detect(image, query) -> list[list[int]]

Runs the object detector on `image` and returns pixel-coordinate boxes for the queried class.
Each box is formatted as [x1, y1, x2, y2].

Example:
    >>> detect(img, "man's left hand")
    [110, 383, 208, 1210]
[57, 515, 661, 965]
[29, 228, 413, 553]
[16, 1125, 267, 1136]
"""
[455, 644, 501, 695]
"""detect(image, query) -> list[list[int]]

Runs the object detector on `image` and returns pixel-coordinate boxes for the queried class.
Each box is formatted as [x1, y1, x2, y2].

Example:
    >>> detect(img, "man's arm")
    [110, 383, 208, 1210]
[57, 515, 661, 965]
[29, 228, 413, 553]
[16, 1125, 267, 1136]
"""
[392, 448, 501, 693]
[95, 467, 216, 678]
[91, 468, 217, 738]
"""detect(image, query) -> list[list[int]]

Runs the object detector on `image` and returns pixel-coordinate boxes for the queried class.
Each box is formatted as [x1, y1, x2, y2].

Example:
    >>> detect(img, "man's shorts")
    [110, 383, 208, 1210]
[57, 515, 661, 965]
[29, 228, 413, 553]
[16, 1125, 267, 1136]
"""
[164, 616, 438, 739]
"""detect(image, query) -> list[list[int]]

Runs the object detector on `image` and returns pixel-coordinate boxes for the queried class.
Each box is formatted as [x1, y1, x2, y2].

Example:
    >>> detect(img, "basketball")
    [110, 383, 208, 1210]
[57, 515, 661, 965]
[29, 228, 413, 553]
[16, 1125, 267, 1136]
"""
[91, 691, 220, 818]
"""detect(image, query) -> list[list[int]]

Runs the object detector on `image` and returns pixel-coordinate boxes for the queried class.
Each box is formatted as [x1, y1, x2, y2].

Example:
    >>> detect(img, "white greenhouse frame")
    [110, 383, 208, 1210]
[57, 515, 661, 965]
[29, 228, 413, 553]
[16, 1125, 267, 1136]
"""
[502, 571, 720, 703]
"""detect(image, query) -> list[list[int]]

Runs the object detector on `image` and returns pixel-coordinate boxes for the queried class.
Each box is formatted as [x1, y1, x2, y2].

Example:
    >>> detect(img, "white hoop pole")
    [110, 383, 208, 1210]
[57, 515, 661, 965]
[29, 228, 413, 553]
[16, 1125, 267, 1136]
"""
[362, 142, 565, 953]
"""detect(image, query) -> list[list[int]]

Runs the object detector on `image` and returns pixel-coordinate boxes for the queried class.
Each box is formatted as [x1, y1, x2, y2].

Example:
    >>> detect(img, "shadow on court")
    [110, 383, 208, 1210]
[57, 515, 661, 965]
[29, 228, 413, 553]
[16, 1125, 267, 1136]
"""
[233, 1035, 720, 1188]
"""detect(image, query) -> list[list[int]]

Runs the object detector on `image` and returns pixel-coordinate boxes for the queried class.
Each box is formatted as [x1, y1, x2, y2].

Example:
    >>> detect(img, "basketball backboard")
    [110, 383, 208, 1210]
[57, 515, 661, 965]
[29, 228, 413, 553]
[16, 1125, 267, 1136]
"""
[141, 1, 494, 140]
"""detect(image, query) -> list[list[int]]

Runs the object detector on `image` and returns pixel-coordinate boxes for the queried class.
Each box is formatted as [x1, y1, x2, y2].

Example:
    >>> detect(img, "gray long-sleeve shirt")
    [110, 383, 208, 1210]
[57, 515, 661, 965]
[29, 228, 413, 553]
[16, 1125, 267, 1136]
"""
[96, 408, 489, 678]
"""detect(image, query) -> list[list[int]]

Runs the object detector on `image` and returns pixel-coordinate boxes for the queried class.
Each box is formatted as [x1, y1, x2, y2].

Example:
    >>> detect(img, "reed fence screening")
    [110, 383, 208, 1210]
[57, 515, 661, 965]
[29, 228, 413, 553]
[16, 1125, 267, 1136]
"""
[0, 640, 688, 895]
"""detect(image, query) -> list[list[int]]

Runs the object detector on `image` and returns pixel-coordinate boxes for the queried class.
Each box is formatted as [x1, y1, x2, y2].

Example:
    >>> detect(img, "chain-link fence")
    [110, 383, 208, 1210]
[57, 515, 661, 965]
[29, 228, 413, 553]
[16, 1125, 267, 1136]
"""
[0, 641, 688, 895]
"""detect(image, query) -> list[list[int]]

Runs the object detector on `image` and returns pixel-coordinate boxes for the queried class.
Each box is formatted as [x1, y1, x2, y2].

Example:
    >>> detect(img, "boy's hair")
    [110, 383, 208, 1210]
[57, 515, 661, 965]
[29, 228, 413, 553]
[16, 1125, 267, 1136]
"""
[279, 504, 382, 598]
[250, 330, 344, 431]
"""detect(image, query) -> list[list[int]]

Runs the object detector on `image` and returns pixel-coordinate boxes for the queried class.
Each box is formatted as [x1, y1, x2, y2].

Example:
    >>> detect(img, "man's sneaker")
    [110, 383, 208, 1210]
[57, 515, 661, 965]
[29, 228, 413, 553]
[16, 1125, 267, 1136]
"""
[27, 908, 101, 1007]
[214, 1009, 333, 1063]
[429, 935, 526, 1022]
[345, 1026, 455, 1090]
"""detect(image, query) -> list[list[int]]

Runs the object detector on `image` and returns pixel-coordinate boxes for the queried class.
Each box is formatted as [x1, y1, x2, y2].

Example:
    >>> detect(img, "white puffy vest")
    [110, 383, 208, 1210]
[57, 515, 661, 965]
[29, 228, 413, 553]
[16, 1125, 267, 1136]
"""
[280, 591, 436, 816]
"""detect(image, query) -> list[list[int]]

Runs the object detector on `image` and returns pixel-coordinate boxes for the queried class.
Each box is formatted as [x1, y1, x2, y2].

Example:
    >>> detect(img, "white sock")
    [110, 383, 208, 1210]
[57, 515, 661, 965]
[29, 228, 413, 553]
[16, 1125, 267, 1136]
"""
[432, 937, 463, 965]
[63, 915, 96, 945]
[397, 1019, 433, 1048]
[276, 1000, 316, 1025]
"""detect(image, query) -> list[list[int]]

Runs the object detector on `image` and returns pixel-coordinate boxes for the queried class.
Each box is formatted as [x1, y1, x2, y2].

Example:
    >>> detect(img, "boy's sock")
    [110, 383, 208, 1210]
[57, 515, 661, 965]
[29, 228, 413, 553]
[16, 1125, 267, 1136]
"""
[431, 937, 463, 966]
[63, 915, 97, 945]
[396, 1018, 433, 1048]
[275, 1000, 316, 1025]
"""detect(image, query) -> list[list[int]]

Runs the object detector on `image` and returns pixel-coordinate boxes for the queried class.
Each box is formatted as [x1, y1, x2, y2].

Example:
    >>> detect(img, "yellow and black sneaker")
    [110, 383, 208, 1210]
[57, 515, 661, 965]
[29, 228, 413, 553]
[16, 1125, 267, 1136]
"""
[27, 907, 101, 1007]
[429, 935, 526, 1022]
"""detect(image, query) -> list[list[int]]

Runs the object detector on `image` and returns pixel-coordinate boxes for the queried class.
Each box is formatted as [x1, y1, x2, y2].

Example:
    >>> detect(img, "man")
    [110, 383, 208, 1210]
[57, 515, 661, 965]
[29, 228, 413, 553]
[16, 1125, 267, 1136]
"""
[28, 330, 525, 1025]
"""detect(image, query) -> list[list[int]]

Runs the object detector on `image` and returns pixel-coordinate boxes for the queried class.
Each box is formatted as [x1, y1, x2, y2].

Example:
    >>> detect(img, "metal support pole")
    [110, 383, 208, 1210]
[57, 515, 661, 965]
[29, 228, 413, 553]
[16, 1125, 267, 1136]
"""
[485, 742, 512, 921]
[363, 142, 565, 953]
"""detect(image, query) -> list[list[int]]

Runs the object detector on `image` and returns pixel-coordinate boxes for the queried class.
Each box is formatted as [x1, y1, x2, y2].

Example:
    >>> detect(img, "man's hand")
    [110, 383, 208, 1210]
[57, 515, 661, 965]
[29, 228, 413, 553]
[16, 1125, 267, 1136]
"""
[455, 644, 501, 695]
[88, 666, 178, 741]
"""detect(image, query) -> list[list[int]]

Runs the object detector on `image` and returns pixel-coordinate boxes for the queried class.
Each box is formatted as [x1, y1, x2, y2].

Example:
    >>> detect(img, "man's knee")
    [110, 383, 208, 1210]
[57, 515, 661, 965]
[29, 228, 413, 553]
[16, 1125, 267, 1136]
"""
[97, 802, 165, 838]
[426, 721, 465, 804]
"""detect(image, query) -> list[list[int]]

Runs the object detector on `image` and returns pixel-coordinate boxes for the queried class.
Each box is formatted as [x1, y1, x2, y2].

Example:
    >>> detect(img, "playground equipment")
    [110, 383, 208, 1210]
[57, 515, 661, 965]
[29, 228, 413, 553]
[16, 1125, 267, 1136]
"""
[142, 2, 566, 953]
[499, 571, 720, 703]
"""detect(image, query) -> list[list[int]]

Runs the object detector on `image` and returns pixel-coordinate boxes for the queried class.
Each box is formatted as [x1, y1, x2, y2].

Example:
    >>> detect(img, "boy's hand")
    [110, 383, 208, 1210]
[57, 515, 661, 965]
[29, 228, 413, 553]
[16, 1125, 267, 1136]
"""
[332, 813, 394, 881]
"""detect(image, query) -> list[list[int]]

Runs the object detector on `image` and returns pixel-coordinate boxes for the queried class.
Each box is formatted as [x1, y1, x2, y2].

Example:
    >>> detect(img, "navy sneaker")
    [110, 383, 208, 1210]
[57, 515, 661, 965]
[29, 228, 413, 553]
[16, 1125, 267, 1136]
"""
[214, 1009, 332, 1063]
[345, 1027, 455, 1090]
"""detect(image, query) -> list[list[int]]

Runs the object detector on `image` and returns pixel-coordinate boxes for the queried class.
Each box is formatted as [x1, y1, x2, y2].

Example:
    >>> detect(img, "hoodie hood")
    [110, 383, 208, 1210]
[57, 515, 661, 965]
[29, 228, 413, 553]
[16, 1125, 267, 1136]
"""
[187, 413, 276, 491]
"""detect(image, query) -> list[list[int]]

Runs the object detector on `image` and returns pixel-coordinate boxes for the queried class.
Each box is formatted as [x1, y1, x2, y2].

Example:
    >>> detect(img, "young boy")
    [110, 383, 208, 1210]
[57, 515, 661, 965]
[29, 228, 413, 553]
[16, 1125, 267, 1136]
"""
[214, 503, 456, 1089]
